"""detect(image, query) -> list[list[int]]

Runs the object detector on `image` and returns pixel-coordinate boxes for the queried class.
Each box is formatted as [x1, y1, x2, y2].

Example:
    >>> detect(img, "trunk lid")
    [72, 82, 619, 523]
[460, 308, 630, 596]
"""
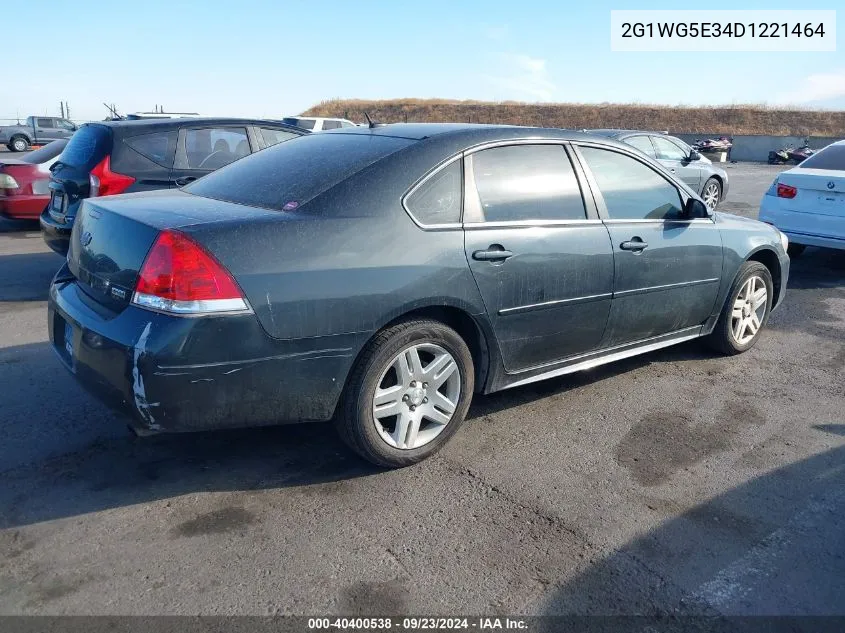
[777, 167, 845, 220]
[48, 124, 112, 225]
[67, 189, 278, 312]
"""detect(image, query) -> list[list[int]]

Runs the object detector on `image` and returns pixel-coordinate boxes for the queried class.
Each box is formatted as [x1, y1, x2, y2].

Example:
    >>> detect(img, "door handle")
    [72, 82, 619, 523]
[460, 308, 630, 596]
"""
[174, 176, 197, 187]
[473, 245, 513, 261]
[620, 239, 648, 251]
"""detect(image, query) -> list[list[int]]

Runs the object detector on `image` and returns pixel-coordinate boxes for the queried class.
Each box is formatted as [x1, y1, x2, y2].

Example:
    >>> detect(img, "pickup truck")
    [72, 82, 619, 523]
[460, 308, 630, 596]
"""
[0, 116, 78, 152]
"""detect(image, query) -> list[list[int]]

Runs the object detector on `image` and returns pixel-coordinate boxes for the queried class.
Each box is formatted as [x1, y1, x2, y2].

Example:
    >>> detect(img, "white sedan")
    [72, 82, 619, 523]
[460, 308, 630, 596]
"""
[759, 140, 845, 257]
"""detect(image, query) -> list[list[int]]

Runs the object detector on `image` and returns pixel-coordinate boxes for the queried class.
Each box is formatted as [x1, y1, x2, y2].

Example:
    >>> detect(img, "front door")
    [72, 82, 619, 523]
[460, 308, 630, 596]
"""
[462, 143, 615, 373]
[575, 144, 723, 347]
[651, 135, 702, 192]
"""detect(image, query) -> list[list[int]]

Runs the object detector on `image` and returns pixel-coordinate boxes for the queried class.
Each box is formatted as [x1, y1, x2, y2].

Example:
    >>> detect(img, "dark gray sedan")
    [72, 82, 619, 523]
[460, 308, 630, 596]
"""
[48, 124, 788, 467]
[589, 129, 729, 211]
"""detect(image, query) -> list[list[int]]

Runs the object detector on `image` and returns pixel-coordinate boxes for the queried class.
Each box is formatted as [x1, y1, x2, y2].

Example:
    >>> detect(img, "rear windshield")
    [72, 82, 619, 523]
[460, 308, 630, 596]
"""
[59, 124, 111, 170]
[22, 139, 68, 164]
[185, 133, 413, 211]
[798, 144, 845, 171]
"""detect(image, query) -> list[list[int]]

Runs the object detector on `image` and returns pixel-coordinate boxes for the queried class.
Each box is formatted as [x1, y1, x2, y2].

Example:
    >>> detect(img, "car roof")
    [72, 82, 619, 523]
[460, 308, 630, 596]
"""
[587, 129, 672, 138]
[87, 117, 304, 133]
[321, 122, 632, 147]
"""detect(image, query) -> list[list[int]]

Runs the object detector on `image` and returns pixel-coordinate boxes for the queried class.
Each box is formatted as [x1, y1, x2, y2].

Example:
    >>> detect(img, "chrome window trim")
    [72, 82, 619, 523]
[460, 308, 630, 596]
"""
[602, 217, 716, 225]
[400, 154, 464, 230]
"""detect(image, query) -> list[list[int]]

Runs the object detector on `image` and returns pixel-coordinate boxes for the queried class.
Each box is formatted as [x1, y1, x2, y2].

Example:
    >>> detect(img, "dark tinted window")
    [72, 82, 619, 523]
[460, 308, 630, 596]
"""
[652, 136, 688, 161]
[125, 130, 177, 166]
[186, 133, 413, 211]
[59, 125, 111, 169]
[37, 118, 55, 128]
[798, 144, 845, 171]
[259, 128, 299, 147]
[22, 139, 68, 164]
[624, 135, 657, 158]
[580, 147, 683, 220]
[177, 127, 250, 169]
[468, 144, 586, 222]
[322, 120, 341, 130]
[283, 117, 315, 130]
[405, 160, 462, 225]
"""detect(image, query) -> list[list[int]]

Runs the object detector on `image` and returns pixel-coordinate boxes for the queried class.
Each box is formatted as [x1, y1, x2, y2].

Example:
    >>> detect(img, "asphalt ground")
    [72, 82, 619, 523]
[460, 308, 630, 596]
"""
[0, 162, 843, 616]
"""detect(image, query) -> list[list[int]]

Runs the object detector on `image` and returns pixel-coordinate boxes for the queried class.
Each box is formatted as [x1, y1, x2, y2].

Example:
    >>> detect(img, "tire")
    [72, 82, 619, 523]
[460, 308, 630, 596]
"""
[9, 136, 29, 152]
[336, 318, 475, 468]
[701, 177, 722, 211]
[787, 243, 806, 258]
[707, 261, 773, 356]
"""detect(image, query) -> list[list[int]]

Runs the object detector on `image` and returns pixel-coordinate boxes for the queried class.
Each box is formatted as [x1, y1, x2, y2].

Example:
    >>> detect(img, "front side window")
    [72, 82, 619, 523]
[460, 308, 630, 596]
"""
[624, 135, 657, 159]
[178, 127, 250, 170]
[57, 119, 76, 131]
[579, 146, 684, 221]
[37, 118, 55, 128]
[652, 136, 688, 161]
[322, 120, 342, 130]
[468, 144, 586, 222]
[405, 160, 462, 225]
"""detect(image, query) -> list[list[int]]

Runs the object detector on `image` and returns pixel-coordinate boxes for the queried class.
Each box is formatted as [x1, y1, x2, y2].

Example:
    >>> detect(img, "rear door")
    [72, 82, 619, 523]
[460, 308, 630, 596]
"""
[113, 129, 179, 192]
[35, 118, 60, 143]
[651, 135, 701, 191]
[169, 125, 254, 187]
[574, 143, 723, 347]
[462, 142, 615, 373]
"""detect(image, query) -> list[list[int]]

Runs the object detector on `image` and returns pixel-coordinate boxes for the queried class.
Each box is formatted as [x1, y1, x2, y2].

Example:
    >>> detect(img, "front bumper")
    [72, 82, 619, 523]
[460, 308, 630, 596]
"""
[40, 208, 72, 255]
[48, 270, 364, 435]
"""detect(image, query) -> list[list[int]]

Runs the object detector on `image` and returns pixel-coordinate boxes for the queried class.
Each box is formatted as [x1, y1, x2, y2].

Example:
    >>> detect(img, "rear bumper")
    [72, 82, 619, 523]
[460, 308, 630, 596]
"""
[48, 271, 365, 435]
[39, 208, 72, 255]
[782, 230, 845, 251]
[759, 196, 845, 252]
[0, 195, 49, 220]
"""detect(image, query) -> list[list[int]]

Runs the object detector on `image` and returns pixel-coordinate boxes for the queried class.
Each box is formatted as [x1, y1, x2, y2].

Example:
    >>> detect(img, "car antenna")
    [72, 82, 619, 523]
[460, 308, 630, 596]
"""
[364, 112, 377, 129]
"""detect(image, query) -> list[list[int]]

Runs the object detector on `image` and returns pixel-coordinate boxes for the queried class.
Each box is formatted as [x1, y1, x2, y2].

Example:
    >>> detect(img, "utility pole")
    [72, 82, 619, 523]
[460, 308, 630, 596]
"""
[60, 102, 65, 118]
[66, 102, 70, 119]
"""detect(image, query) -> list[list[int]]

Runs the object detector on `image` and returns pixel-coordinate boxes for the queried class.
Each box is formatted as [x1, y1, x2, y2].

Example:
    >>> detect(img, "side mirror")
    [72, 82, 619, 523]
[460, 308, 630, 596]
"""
[684, 197, 709, 219]
[689, 150, 701, 161]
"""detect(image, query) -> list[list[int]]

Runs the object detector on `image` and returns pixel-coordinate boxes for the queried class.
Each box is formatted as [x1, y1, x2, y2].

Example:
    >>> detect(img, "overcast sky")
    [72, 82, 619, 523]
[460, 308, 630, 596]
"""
[2, 0, 842, 122]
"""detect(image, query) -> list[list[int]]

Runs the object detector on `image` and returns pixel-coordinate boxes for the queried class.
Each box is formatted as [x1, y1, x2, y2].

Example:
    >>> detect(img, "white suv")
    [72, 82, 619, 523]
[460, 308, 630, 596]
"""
[281, 116, 358, 132]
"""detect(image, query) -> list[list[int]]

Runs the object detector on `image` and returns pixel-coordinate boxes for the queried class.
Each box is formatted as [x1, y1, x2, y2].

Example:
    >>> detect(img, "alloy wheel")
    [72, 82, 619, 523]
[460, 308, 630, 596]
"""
[372, 343, 461, 450]
[730, 275, 767, 346]
[703, 182, 720, 210]
[12, 138, 27, 152]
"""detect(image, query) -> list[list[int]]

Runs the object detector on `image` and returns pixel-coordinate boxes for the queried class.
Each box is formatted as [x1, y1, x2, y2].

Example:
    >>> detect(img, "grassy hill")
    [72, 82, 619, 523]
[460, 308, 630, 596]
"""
[303, 99, 845, 137]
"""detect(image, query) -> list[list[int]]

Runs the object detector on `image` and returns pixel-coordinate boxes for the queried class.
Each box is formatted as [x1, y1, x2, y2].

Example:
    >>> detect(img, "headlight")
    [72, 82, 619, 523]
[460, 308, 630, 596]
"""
[779, 230, 789, 252]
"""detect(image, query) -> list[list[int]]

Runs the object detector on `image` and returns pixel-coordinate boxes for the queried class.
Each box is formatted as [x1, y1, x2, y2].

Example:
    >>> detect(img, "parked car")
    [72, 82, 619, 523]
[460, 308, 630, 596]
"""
[40, 117, 307, 255]
[281, 116, 358, 131]
[588, 130, 729, 211]
[0, 116, 78, 152]
[48, 124, 789, 467]
[0, 140, 68, 220]
[759, 140, 845, 257]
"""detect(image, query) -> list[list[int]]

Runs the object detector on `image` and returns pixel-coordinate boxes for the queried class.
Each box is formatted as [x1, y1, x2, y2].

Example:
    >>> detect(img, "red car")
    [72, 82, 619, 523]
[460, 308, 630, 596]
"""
[0, 140, 68, 219]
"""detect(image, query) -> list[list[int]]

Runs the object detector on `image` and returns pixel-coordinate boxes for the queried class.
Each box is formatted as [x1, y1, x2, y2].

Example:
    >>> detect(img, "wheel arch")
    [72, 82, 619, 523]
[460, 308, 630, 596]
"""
[746, 247, 782, 306]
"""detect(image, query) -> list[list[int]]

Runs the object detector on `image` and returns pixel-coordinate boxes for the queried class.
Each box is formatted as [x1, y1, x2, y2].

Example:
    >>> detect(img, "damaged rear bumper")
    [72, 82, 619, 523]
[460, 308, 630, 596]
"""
[48, 273, 364, 435]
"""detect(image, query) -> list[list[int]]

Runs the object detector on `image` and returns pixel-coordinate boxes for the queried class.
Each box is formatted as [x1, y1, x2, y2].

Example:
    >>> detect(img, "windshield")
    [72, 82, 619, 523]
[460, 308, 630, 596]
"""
[185, 133, 413, 211]
[22, 139, 69, 164]
[798, 144, 845, 171]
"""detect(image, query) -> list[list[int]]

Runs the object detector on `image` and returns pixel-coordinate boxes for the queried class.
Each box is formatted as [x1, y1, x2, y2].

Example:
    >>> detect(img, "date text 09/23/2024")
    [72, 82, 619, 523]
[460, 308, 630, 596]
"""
[307, 617, 527, 630]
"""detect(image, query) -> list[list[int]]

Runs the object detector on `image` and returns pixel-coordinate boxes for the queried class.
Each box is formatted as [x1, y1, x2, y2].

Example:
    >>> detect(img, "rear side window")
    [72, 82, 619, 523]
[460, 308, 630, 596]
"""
[625, 135, 657, 159]
[798, 144, 845, 171]
[467, 144, 586, 222]
[124, 131, 177, 167]
[405, 160, 462, 225]
[59, 125, 111, 169]
[259, 128, 299, 147]
[177, 127, 250, 170]
[185, 133, 413, 211]
[580, 146, 683, 220]
[37, 118, 55, 128]
[283, 117, 315, 130]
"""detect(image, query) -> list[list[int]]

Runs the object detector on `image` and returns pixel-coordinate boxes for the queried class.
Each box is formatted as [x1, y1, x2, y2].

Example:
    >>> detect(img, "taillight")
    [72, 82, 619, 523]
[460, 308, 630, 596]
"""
[0, 174, 19, 189]
[132, 229, 250, 315]
[777, 183, 797, 199]
[89, 155, 135, 197]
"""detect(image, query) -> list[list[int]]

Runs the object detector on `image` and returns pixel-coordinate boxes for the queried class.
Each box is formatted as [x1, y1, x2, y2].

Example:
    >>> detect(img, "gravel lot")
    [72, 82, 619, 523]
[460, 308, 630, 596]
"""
[0, 163, 843, 616]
